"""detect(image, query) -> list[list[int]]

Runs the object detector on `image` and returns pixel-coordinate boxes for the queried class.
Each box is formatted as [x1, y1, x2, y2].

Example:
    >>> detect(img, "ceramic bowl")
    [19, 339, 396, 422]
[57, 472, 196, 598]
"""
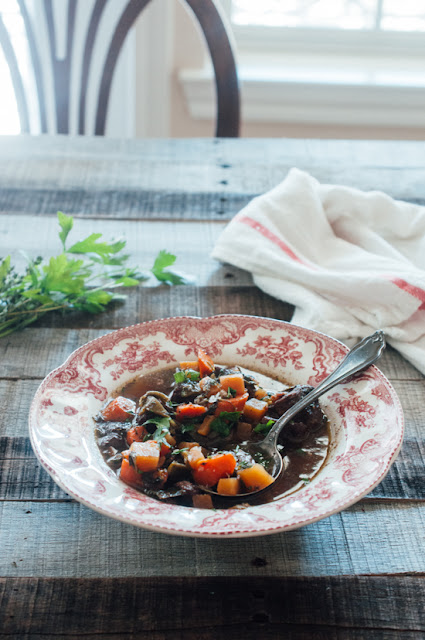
[29, 315, 403, 538]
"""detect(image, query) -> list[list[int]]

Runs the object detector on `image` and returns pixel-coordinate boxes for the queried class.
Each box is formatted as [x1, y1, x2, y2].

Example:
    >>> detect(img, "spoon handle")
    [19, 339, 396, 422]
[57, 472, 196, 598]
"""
[262, 330, 386, 448]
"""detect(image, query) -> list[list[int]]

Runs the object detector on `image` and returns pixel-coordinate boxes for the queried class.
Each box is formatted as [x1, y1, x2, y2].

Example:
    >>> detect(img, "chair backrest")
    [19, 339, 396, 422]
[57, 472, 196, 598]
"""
[0, 0, 240, 137]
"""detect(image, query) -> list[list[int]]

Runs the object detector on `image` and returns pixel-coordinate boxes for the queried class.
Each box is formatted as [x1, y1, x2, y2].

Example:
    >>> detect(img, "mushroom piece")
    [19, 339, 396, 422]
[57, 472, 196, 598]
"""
[138, 391, 170, 418]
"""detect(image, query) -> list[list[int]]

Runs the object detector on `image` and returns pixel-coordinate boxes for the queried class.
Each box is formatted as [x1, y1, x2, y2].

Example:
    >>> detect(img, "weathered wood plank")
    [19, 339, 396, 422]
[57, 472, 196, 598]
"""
[1, 138, 425, 220]
[0, 575, 424, 638]
[1, 436, 422, 501]
[1, 500, 424, 578]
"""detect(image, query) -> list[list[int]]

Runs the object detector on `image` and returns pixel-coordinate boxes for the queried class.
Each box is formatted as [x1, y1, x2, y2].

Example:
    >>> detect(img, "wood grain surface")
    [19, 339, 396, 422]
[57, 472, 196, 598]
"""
[0, 135, 424, 639]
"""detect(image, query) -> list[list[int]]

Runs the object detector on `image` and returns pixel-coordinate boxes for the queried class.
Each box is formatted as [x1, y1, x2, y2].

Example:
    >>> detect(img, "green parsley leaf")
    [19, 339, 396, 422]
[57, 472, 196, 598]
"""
[151, 250, 186, 285]
[211, 411, 241, 437]
[174, 370, 186, 384]
[253, 419, 275, 434]
[171, 448, 189, 456]
[226, 387, 237, 397]
[57, 211, 73, 250]
[142, 415, 171, 444]
[0, 213, 189, 339]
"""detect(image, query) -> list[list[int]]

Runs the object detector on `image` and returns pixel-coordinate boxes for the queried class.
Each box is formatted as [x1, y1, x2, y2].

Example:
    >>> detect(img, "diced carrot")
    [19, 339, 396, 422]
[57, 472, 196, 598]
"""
[179, 361, 199, 370]
[215, 391, 249, 415]
[198, 349, 214, 377]
[238, 463, 275, 491]
[101, 396, 136, 422]
[199, 376, 221, 397]
[254, 388, 268, 400]
[130, 440, 160, 472]
[185, 445, 205, 469]
[242, 398, 268, 423]
[219, 373, 245, 396]
[126, 424, 147, 446]
[192, 452, 236, 487]
[192, 494, 214, 509]
[197, 414, 215, 436]
[120, 458, 144, 488]
[175, 403, 208, 420]
[217, 477, 241, 496]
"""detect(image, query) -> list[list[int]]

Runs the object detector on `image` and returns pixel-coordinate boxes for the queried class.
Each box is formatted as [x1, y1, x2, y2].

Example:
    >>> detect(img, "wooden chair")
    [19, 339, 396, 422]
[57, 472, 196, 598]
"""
[0, 0, 240, 137]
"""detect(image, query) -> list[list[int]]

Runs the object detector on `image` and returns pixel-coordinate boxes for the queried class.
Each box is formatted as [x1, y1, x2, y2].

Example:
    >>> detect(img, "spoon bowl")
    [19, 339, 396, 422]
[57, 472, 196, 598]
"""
[204, 330, 386, 498]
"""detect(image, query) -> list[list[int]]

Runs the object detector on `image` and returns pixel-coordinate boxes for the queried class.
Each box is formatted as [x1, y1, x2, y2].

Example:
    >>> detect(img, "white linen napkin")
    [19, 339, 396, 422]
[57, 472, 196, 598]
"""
[211, 168, 425, 375]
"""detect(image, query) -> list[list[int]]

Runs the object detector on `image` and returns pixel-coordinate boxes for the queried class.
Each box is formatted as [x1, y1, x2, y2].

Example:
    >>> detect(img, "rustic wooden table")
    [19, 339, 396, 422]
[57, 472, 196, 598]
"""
[0, 135, 424, 639]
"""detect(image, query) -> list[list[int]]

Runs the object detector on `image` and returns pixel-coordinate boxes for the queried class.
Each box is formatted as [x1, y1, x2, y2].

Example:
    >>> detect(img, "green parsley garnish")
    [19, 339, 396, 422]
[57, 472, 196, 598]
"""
[142, 415, 171, 444]
[173, 370, 186, 384]
[0, 212, 185, 339]
[253, 419, 275, 434]
[171, 448, 189, 456]
[226, 387, 237, 397]
[300, 476, 311, 484]
[211, 411, 241, 437]
[173, 369, 200, 384]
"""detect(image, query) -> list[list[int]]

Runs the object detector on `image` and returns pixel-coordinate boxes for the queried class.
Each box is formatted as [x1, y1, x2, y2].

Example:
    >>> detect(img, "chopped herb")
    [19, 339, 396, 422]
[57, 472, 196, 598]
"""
[211, 411, 241, 437]
[227, 387, 237, 397]
[300, 476, 311, 484]
[0, 212, 187, 339]
[186, 369, 200, 382]
[173, 369, 200, 384]
[142, 415, 171, 444]
[237, 460, 251, 469]
[173, 370, 186, 384]
[253, 419, 275, 434]
[295, 448, 307, 456]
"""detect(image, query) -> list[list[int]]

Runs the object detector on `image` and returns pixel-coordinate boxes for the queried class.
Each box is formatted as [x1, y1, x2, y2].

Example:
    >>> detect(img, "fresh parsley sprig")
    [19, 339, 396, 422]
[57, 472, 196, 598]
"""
[0, 212, 186, 338]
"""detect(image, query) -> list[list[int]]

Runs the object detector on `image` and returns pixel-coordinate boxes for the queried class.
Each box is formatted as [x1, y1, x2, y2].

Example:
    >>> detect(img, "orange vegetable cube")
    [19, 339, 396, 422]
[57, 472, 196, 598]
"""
[197, 414, 215, 436]
[242, 398, 268, 423]
[217, 477, 241, 496]
[198, 349, 214, 377]
[175, 403, 208, 420]
[126, 424, 147, 446]
[101, 396, 136, 422]
[179, 361, 199, 370]
[238, 463, 275, 492]
[254, 388, 268, 400]
[192, 452, 236, 487]
[215, 392, 249, 415]
[219, 373, 245, 396]
[130, 440, 160, 472]
[120, 458, 144, 488]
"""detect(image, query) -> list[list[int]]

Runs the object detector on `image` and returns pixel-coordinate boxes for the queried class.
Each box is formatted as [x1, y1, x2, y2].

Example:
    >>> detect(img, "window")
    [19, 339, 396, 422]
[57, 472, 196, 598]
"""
[0, 0, 26, 134]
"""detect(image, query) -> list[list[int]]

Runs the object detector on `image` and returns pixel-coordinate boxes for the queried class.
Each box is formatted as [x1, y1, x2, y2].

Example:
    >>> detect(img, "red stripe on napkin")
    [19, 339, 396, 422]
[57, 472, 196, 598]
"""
[239, 214, 309, 266]
[390, 277, 425, 310]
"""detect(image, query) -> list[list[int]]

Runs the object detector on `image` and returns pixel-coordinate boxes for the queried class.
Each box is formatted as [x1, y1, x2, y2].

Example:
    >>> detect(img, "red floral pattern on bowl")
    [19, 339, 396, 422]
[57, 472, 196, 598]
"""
[29, 315, 403, 538]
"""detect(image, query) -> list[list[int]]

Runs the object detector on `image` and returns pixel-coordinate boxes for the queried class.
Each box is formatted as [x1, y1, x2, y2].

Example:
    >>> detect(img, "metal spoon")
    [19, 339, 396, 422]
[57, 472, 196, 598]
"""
[205, 330, 386, 498]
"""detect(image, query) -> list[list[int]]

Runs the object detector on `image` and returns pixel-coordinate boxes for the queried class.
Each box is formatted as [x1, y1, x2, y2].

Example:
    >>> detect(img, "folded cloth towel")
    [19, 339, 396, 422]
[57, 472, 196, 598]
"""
[211, 168, 425, 375]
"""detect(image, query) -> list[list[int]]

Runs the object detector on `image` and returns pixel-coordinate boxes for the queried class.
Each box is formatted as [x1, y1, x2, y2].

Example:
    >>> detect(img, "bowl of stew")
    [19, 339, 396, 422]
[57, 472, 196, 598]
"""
[29, 315, 403, 538]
